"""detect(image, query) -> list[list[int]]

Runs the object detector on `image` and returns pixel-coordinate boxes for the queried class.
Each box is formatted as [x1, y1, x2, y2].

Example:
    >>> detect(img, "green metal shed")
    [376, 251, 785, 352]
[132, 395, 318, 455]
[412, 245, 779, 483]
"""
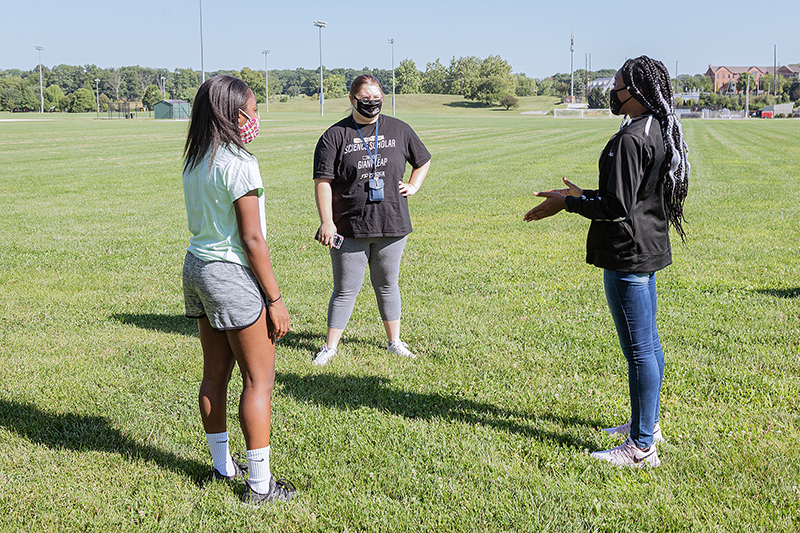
[154, 99, 190, 119]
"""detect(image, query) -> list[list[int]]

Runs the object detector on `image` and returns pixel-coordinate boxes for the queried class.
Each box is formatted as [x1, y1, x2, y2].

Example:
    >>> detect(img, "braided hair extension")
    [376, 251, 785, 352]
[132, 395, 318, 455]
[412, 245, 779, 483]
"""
[620, 56, 690, 240]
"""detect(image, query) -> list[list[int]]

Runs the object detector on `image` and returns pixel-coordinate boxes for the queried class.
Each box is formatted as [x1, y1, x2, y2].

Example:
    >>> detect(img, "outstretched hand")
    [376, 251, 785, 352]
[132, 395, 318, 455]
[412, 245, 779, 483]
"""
[553, 177, 583, 197]
[523, 191, 566, 221]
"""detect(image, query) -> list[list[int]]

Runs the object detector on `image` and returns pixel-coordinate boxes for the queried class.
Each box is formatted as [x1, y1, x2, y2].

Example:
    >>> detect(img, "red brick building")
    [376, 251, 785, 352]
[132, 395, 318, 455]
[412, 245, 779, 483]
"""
[706, 65, 800, 93]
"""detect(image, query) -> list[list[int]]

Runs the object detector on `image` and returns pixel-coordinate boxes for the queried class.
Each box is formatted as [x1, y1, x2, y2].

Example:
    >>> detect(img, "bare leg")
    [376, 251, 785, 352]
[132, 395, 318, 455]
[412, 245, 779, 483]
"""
[224, 308, 276, 450]
[325, 327, 345, 350]
[198, 317, 236, 434]
[383, 320, 400, 343]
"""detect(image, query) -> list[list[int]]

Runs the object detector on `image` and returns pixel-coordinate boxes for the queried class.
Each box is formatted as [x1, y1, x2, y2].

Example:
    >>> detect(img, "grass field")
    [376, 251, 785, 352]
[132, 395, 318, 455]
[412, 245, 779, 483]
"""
[0, 105, 798, 532]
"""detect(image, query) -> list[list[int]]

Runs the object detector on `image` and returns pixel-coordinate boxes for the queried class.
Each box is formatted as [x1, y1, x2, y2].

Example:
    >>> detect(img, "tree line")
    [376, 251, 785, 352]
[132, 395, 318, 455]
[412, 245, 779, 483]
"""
[0, 58, 617, 112]
[2, 59, 797, 113]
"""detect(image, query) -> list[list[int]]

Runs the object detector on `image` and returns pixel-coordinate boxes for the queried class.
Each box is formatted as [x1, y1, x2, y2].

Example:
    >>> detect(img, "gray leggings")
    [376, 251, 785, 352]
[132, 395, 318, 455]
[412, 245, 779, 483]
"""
[327, 236, 408, 329]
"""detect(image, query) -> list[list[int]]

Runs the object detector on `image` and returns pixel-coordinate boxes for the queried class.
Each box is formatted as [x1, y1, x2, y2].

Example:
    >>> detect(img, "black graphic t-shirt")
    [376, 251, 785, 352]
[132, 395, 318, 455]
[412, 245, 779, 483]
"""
[313, 115, 431, 238]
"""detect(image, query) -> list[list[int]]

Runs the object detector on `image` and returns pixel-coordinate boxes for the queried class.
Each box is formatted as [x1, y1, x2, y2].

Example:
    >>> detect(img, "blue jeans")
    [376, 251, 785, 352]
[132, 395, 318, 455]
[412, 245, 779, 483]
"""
[603, 270, 665, 449]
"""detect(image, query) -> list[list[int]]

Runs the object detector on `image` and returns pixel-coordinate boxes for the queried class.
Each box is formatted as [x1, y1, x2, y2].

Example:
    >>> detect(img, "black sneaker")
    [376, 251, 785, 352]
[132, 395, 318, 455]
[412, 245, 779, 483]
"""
[242, 477, 297, 505]
[209, 453, 248, 482]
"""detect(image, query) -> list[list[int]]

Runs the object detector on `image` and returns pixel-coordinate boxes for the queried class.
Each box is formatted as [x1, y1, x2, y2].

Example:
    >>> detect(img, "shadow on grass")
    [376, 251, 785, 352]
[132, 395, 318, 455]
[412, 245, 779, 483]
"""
[443, 100, 490, 109]
[111, 313, 197, 337]
[277, 372, 600, 450]
[0, 399, 207, 484]
[756, 288, 800, 298]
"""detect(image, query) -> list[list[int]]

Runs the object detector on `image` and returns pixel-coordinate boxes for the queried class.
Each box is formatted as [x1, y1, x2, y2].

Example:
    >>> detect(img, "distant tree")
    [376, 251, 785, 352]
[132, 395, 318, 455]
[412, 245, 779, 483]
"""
[536, 78, 554, 96]
[134, 66, 155, 97]
[736, 74, 756, 94]
[51, 64, 85, 93]
[465, 56, 514, 105]
[106, 67, 125, 100]
[58, 95, 70, 112]
[308, 71, 346, 99]
[177, 87, 198, 104]
[0, 76, 37, 111]
[448, 56, 481, 96]
[759, 73, 775, 95]
[554, 82, 570, 97]
[44, 85, 65, 111]
[240, 66, 266, 101]
[499, 94, 519, 110]
[0, 87, 22, 111]
[286, 85, 301, 97]
[326, 73, 347, 99]
[515, 75, 537, 96]
[70, 87, 95, 112]
[422, 59, 448, 94]
[174, 68, 199, 92]
[99, 93, 111, 112]
[789, 80, 800, 102]
[395, 59, 421, 94]
[587, 87, 610, 109]
[142, 84, 162, 110]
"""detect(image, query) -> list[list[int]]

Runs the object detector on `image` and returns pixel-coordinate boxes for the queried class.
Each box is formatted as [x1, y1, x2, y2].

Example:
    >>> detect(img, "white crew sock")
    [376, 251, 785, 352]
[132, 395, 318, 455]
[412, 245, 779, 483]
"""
[246, 446, 272, 494]
[206, 432, 235, 476]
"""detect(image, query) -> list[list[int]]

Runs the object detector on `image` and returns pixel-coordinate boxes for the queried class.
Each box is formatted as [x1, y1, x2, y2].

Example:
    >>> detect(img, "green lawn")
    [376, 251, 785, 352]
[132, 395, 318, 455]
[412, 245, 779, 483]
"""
[0, 109, 798, 532]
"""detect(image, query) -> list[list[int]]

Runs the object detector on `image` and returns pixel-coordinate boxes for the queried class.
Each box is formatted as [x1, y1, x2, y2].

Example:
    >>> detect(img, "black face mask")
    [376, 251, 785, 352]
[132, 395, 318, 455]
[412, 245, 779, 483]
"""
[609, 88, 634, 116]
[355, 98, 382, 118]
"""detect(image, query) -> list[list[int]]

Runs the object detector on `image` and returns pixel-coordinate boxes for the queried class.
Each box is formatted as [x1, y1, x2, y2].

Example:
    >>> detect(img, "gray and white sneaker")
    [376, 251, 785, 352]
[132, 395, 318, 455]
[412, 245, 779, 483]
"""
[603, 420, 665, 444]
[242, 477, 297, 505]
[209, 453, 248, 483]
[312, 346, 337, 366]
[591, 437, 661, 468]
[387, 340, 416, 359]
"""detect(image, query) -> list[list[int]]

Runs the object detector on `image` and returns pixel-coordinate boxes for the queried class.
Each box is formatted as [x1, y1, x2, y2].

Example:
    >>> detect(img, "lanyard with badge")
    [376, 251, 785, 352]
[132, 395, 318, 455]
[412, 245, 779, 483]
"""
[354, 117, 384, 202]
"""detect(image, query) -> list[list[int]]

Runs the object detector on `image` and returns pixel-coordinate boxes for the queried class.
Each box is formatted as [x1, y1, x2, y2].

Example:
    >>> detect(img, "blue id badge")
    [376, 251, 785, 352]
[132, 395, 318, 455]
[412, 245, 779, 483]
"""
[369, 177, 384, 202]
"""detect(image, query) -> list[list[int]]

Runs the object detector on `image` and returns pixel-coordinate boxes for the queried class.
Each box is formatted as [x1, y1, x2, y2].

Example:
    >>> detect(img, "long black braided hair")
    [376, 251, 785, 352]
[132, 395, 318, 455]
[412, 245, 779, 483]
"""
[620, 55, 690, 240]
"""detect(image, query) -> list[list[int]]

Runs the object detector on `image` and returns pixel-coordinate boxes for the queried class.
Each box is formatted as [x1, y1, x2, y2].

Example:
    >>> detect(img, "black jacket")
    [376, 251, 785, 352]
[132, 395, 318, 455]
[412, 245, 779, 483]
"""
[564, 114, 672, 273]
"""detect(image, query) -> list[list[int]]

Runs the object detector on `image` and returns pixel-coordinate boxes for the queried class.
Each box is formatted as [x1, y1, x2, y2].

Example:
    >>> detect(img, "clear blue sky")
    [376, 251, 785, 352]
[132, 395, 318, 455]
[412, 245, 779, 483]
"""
[3, 0, 798, 79]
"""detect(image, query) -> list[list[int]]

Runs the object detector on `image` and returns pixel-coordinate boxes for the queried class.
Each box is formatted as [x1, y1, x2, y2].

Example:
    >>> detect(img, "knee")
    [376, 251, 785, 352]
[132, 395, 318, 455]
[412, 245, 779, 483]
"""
[241, 372, 275, 396]
[199, 377, 228, 398]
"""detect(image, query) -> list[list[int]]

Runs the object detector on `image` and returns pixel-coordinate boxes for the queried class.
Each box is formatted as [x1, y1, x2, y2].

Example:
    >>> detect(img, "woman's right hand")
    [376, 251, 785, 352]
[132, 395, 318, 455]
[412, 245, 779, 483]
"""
[267, 299, 291, 341]
[553, 177, 583, 197]
[316, 221, 338, 248]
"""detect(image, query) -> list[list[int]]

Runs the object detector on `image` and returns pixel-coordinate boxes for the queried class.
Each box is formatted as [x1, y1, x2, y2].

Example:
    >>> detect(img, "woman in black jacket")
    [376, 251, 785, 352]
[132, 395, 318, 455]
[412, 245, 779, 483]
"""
[524, 56, 689, 467]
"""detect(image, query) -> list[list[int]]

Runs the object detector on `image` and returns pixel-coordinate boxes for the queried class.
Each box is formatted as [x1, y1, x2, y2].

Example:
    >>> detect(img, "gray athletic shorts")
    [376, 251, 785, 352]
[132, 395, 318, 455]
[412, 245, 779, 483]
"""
[182, 252, 266, 330]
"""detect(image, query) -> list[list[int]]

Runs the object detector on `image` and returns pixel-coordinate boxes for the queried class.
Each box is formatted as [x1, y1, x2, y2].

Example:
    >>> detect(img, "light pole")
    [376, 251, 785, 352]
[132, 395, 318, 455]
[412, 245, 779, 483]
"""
[95, 78, 100, 118]
[199, 0, 205, 83]
[569, 33, 574, 101]
[161, 76, 166, 100]
[35, 46, 45, 113]
[388, 38, 395, 115]
[261, 49, 270, 113]
[313, 20, 327, 116]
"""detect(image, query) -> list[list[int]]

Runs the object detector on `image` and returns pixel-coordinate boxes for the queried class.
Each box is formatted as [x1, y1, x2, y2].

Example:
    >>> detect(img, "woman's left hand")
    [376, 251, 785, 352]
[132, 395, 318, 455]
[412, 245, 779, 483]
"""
[399, 181, 418, 197]
[523, 191, 566, 221]
[267, 299, 291, 341]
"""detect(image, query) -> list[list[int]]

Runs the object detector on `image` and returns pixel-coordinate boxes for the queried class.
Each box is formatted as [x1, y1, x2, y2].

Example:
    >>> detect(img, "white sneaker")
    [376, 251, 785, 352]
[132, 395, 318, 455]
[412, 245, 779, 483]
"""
[591, 437, 661, 468]
[603, 420, 665, 444]
[387, 340, 416, 359]
[312, 346, 337, 366]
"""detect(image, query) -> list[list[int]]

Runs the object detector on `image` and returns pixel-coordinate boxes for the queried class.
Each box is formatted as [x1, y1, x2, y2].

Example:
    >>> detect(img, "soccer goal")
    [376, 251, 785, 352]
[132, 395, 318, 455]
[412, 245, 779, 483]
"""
[554, 108, 614, 119]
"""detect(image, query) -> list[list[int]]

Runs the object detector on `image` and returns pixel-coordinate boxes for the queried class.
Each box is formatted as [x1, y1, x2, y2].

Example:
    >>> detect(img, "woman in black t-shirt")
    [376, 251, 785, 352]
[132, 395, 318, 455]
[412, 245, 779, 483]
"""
[524, 56, 689, 468]
[312, 74, 431, 366]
